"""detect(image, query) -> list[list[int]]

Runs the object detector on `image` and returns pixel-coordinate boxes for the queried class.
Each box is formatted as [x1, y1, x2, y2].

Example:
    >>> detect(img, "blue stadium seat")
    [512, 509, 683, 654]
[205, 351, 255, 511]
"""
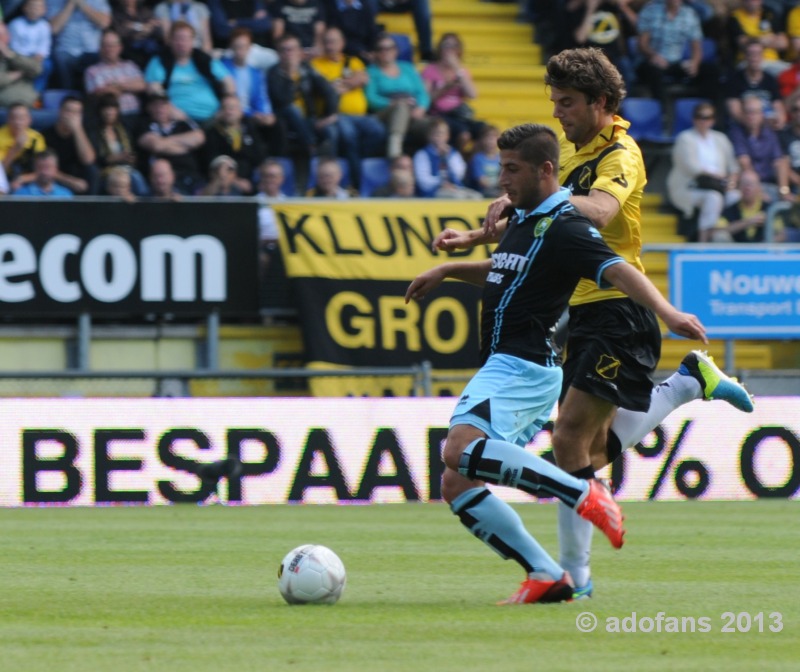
[673, 97, 711, 135]
[359, 157, 390, 196]
[307, 156, 351, 191]
[272, 156, 296, 196]
[42, 89, 81, 110]
[390, 33, 414, 62]
[620, 97, 673, 143]
[0, 108, 59, 130]
[680, 37, 717, 64]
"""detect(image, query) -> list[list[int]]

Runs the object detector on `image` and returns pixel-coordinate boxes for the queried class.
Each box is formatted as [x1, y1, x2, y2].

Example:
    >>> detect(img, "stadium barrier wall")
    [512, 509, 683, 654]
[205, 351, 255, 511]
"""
[1, 397, 797, 507]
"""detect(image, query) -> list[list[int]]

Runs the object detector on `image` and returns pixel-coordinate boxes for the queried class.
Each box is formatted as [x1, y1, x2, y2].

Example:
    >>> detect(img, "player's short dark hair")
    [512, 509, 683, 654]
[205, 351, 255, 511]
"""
[497, 123, 559, 169]
[545, 47, 626, 114]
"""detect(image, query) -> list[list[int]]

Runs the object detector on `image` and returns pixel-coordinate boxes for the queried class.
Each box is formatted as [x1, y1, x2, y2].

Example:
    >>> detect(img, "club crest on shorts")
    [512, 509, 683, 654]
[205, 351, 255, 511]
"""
[534, 217, 553, 237]
[595, 354, 621, 379]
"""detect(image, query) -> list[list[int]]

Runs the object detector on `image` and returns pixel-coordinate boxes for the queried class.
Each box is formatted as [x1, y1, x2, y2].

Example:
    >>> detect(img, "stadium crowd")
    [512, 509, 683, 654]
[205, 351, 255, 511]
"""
[0, 0, 501, 204]
[526, 0, 800, 241]
[0, 0, 799, 241]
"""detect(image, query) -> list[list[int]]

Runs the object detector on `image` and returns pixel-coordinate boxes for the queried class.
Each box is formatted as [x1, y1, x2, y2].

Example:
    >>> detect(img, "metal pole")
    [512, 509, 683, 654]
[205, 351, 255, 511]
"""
[205, 309, 219, 370]
[77, 312, 91, 371]
[421, 360, 433, 397]
[725, 339, 735, 374]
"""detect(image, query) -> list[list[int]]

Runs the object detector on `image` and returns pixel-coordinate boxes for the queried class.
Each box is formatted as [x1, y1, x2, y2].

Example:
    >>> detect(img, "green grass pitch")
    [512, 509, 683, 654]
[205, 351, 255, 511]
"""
[1, 500, 797, 672]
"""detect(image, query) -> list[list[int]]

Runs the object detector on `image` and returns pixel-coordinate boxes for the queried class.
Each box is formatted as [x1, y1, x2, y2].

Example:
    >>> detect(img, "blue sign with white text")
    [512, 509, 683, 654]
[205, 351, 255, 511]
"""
[669, 252, 800, 338]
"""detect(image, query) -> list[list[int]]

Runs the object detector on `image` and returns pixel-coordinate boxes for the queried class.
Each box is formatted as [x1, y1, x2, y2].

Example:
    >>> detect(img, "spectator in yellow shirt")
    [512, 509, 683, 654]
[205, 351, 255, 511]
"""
[0, 103, 46, 180]
[312, 26, 385, 190]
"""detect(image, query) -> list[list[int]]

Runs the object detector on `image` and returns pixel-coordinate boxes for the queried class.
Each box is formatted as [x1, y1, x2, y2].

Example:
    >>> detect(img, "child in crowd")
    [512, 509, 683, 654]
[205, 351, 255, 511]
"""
[8, 0, 52, 92]
[468, 124, 501, 197]
[412, 117, 481, 199]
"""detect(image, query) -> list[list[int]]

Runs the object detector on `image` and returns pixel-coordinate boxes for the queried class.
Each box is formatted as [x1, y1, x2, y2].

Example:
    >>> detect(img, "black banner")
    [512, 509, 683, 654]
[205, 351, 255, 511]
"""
[0, 200, 260, 316]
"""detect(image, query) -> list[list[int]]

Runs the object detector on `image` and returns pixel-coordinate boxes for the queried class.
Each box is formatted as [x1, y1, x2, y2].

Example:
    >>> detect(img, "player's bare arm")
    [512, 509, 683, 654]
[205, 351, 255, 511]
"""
[431, 223, 505, 252]
[569, 189, 620, 229]
[405, 260, 492, 303]
[602, 262, 708, 343]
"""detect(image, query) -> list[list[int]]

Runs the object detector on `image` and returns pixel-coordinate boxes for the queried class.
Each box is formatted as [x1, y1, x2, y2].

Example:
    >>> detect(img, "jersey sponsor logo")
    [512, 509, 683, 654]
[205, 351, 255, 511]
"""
[612, 173, 628, 188]
[486, 271, 504, 284]
[534, 217, 553, 238]
[595, 354, 621, 379]
[491, 251, 529, 272]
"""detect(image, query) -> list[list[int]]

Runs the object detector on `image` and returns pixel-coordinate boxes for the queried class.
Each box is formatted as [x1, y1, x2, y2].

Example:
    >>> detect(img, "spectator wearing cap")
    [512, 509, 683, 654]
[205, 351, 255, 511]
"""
[200, 154, 247, 195]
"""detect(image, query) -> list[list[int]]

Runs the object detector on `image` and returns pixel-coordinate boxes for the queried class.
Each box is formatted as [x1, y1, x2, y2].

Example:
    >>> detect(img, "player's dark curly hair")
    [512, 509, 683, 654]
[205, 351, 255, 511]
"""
[545, 47, 626, 114]
[497, 124, 559, 169]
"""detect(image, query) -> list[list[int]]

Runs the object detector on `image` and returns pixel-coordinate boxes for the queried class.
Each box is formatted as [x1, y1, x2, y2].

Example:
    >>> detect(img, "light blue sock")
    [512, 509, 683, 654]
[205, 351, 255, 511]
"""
[459, 438, 590, 507]
[451, 486, 564, 579]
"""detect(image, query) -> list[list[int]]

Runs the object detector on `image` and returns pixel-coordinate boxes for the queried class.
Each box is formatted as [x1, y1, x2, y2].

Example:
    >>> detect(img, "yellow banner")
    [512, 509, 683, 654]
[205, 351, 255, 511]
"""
[274, 199, 493, 280]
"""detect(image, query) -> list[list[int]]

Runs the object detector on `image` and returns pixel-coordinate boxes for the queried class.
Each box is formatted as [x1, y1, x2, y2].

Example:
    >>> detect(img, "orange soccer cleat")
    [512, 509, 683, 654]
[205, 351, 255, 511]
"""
[576, 479, 625, 549]
[497, 572, 575, 605]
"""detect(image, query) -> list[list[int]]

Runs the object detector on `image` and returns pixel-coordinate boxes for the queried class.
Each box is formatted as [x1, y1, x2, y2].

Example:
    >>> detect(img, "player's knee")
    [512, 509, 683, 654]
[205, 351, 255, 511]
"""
[442, 437, 465, 471]
[551, 426, 577, 462]
[442, 424, 482, 470]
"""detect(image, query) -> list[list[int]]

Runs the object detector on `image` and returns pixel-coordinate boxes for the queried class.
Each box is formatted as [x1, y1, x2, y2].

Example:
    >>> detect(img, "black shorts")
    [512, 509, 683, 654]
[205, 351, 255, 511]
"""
[560, 298, 662, 412]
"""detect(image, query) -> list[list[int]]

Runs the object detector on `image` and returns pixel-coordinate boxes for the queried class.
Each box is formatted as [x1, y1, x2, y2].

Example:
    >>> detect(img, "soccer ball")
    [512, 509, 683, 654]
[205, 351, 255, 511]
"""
[277, 544, 346, 605]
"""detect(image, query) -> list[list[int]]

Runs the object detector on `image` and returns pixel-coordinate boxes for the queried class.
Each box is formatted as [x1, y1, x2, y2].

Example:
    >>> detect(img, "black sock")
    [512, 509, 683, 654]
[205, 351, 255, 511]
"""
[569, 465, 595, 481]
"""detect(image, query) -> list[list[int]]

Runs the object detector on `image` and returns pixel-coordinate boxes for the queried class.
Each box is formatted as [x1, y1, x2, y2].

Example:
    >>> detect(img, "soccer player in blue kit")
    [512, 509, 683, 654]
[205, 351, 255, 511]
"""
[405, 123, 709, 604]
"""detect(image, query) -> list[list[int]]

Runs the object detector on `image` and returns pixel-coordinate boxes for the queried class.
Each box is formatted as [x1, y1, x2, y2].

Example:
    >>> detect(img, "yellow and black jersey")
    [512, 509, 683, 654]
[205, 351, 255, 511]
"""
[559, 116, 646, 306]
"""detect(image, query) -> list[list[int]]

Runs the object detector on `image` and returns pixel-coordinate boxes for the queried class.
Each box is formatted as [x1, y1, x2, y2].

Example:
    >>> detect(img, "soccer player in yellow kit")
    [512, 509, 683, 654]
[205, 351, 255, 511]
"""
[433, 48, 753, 599]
